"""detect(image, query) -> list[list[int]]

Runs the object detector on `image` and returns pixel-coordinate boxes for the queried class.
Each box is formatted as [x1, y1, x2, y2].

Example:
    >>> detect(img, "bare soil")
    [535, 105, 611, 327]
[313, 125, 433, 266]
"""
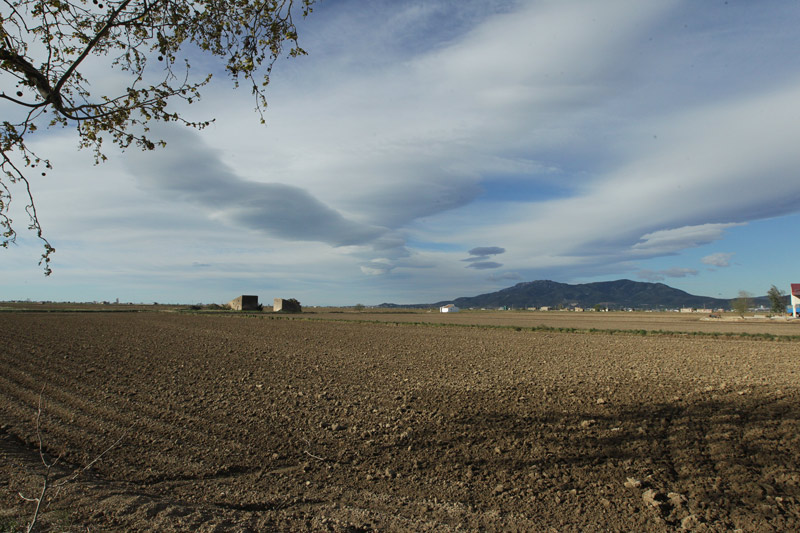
[1, 312, 799, 532]
[310, 309, 800, 336]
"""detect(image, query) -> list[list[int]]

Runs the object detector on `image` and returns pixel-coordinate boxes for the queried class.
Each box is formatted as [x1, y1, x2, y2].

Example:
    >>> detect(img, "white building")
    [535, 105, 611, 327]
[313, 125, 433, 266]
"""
[440, 304, 460, 313]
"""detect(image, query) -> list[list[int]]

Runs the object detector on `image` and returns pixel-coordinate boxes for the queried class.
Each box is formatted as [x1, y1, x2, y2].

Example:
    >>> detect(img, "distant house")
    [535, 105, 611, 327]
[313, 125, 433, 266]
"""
[792, 284, 800, 317]
[229, 295, 259, 311]
[440, 304, 460, 313]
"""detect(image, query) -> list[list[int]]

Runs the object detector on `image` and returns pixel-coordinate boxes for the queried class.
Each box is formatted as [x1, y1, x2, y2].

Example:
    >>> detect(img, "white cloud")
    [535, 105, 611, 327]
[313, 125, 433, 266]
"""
[637, 268, 699, 282]
[488, 272, 522, 282]
[631, 224, 742, 256]
[440, 72, 800, 277]
[360, 259, 395, 276]
[124, 126, 391, 248]
[5, 0, 800, 304]
[702, 252, 735, 268]
[468, 246, 505, 257]
[467, 261, 503, 270]
[663, 267, 699, 278]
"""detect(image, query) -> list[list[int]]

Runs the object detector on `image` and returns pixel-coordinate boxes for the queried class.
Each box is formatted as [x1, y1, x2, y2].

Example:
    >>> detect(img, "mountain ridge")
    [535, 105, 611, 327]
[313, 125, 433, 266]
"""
[380, 279, 741, 310]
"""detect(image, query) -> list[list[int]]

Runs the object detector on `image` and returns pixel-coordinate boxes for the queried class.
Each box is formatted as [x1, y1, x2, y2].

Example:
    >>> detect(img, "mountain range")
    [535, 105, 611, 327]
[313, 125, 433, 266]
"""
[380, 279, 765, 310]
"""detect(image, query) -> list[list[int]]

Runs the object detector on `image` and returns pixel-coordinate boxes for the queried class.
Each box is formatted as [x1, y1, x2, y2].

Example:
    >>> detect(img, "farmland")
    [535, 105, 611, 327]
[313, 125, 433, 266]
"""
[1, 310, 799, 531]
[310, 309, 800, 336]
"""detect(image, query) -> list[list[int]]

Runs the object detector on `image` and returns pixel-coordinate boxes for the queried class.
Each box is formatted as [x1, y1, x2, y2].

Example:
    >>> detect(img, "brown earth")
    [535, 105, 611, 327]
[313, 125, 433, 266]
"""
[1, 312, 799, 532]
[309, 309, 800, 336]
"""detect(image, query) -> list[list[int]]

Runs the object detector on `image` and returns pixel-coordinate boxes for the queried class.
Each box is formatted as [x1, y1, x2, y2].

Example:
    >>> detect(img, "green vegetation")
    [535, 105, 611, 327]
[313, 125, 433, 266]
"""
[184, 303, 233, 312]
[767, 285, 787, 314]
[281, 298, 302, 313]
[731, 290, 751, 317]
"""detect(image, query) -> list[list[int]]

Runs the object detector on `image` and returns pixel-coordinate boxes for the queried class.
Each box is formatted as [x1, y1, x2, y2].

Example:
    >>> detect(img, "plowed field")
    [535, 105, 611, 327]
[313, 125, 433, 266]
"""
[310, 309, 800, 336]
[1, 312, 799, 531]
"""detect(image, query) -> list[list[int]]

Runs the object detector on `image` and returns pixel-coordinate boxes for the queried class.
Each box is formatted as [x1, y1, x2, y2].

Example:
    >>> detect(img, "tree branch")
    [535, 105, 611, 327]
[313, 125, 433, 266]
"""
[0, 148, 55, 274]
[0, 91, 46, 108]
[18, 388, 128, 532]
[51, 0, 136, 99]
[1, 0, 315, 274]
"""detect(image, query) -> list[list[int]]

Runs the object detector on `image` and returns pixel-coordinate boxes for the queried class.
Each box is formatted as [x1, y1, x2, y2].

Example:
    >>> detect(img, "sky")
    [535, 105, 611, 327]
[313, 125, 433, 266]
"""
[3, 0, 800, 306]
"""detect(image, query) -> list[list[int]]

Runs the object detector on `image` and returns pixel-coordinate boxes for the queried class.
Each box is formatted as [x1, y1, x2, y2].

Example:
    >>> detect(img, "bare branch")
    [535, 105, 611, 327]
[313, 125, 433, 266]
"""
[0, 149, 54, 274]
[0, 91, 46, 108]
[19, 388, 128, 532]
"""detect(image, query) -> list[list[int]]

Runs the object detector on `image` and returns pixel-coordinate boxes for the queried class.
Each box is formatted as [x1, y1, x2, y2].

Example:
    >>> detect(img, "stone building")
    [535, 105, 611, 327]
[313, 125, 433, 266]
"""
[228, 295, 259, 311]
[273, 298, 302, 313]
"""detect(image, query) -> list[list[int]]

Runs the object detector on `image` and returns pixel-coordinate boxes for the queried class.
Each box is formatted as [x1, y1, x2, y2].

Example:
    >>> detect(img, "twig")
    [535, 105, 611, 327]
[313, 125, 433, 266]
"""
[299, 436, 326, 462]
[303, 450, 325, 462]
[18, 388, 128, 532]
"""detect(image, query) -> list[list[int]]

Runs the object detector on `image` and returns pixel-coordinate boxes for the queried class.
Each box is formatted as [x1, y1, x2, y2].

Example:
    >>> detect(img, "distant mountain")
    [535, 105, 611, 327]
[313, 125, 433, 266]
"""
[381, 279, 733, 310]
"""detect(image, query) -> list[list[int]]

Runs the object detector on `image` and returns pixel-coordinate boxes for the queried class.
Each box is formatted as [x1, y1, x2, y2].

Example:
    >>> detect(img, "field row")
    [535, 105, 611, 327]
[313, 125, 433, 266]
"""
[1, 312, 799, 531]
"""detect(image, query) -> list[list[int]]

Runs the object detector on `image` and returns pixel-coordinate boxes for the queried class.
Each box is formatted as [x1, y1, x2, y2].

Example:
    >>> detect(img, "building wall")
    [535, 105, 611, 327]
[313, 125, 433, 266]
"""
[229, 295, 259, 311]
[274, 298, 302, 313]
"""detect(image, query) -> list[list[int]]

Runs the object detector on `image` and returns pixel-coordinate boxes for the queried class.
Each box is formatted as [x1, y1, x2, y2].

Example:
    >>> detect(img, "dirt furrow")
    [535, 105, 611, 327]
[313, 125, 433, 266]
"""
[2, 312, 799, 532]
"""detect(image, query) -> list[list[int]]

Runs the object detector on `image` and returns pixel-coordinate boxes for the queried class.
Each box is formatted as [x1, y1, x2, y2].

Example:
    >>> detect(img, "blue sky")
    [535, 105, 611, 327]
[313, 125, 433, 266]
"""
[3, 0, 800, 305]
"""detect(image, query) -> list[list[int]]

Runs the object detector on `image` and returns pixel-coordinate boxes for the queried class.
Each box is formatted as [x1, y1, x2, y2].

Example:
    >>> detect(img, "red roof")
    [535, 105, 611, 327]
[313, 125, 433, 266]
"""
[792, 284, 800, 296]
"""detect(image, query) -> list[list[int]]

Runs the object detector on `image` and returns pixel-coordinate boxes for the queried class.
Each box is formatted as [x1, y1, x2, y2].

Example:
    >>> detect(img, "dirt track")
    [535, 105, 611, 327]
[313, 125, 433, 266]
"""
[1, 312, 799, 531]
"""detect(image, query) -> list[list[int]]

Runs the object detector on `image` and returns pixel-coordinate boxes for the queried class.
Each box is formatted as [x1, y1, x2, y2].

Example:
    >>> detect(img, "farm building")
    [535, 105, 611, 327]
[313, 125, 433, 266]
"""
[228, 295, 259, 311]
[274, 298, 302, 313]
[791, 284, 800, 317]
[440, 304, 460, 313]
